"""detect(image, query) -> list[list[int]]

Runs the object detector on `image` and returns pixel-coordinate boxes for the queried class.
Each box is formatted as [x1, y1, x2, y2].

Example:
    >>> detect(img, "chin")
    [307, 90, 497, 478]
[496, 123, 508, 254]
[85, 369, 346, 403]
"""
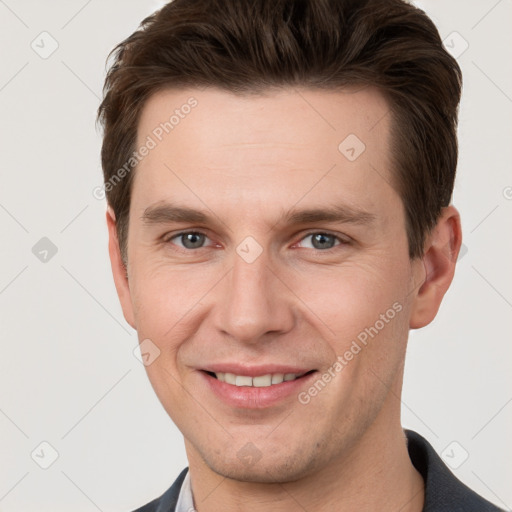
[200, 441, 323, 484]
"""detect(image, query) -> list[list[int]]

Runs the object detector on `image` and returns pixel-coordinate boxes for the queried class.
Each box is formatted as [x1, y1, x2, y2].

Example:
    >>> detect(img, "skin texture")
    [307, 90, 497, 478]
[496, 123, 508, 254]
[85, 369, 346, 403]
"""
[107, 86, 462, 511]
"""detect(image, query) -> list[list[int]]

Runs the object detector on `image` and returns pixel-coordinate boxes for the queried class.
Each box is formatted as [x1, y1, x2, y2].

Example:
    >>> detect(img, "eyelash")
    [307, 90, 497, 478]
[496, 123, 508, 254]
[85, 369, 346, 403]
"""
[163, 230, 351, 253]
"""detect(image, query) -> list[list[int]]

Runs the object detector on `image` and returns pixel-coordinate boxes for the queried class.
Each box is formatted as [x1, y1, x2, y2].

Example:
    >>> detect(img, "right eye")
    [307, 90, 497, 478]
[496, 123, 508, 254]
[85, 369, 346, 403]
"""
[166, 231, 213, 250]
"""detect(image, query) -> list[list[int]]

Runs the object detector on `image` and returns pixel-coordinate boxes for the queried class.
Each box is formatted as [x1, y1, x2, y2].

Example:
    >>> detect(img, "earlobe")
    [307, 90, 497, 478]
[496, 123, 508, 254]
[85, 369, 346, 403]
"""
[409, 205, 463, 329]
[106, 207, 136, 330]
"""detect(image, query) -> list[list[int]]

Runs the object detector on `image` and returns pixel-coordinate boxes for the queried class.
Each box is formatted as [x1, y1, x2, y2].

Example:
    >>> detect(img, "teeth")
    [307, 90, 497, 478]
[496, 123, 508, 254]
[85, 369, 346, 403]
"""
[253, 375, 272, 387]
[271, 373, 284, 384]
[235, 375, 253, 386]
[213, 372, 302, 387]
[224, 373, 236, 385]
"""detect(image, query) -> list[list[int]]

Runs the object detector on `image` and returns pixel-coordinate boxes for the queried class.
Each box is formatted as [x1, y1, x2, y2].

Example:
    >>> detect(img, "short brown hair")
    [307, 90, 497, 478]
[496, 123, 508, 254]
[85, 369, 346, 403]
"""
[97, 0, 462, 263]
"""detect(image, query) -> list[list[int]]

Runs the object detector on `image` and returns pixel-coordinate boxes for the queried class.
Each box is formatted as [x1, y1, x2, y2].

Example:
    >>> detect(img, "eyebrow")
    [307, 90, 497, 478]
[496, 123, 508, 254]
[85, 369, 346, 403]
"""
[283, 205, 376, 226]
[141, 204, 210, 225]
[140, 202, 376, 228]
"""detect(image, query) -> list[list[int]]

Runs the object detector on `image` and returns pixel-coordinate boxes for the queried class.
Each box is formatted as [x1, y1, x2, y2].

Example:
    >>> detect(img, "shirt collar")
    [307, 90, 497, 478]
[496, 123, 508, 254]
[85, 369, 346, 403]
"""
[175, 469, 196, 512]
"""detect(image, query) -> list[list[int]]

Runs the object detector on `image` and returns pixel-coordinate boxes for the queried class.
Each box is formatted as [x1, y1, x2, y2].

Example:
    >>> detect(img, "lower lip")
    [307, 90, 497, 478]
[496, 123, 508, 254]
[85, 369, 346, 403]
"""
[200, 371, 317, 409]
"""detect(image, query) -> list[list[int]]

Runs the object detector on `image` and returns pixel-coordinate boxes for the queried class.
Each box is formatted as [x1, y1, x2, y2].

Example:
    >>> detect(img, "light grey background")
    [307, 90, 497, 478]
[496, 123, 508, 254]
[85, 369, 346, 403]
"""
[0, 0, 511, 510]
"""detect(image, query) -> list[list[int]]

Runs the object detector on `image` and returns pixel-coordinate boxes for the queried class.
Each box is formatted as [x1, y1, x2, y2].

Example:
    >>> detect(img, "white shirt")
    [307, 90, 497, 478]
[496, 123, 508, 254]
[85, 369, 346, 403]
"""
[175, 470, 196, 512]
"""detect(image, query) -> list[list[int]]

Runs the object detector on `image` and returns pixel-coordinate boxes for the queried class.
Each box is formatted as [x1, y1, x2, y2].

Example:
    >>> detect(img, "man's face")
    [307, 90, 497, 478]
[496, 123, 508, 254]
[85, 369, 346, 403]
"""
[115, 86, 425, 482]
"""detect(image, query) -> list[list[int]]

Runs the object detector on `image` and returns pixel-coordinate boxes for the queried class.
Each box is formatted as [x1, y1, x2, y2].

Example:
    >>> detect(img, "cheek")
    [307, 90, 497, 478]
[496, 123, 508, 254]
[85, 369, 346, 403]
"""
[294, 260, 408, 338]
[129, 262, 216, 348]
[294, 265, 410, 417]
[290, 258, 412, 395]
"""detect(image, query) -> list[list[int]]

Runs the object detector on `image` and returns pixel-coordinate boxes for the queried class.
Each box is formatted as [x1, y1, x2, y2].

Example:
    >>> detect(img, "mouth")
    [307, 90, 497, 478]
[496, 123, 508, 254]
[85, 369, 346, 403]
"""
[203, 369, 316, 387]
[199, 366, 318, 409]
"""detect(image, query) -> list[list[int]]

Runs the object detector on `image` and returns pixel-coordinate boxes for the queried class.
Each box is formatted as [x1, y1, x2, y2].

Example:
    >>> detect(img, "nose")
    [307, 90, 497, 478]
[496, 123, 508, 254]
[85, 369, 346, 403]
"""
[212, 248, 295, 344]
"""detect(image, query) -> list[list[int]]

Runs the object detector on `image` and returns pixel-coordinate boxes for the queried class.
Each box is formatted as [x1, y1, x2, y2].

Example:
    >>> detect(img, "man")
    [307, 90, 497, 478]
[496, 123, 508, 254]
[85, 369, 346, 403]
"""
[97, 0, 503, 510]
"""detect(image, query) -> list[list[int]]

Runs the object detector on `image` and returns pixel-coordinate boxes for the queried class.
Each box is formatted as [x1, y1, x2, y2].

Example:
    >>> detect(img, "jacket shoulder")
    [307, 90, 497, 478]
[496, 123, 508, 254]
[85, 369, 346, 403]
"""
[405, 430, 505, 512]
[130, 467, 189, 512]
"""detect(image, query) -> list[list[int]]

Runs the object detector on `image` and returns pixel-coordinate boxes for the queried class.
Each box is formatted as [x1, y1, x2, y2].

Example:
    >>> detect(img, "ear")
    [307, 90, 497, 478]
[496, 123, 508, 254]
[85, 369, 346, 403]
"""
[409, 205, 463, 329]
[106, 207, 136, 330]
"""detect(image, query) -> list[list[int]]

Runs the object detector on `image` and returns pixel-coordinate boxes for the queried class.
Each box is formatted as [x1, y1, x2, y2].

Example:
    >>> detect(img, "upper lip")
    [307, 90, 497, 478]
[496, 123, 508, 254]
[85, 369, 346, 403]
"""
[201, 363, 315, 377]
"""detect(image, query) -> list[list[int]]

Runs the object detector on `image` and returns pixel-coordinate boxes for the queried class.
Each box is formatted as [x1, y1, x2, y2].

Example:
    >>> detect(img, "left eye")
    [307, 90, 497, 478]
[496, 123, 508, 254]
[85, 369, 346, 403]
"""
[297, 233, 342, 250]
[168, 231, 212, 250]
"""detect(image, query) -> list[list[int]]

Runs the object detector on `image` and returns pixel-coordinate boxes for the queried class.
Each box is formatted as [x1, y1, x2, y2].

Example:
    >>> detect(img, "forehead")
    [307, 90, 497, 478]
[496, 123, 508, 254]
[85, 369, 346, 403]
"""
[136, 85, 391, 157]
[132, 85, 398, 225]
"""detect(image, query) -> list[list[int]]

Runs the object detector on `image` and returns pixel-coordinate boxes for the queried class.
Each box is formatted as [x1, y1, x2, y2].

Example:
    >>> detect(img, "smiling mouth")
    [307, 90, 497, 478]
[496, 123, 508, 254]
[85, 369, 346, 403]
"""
[203, 370, 316, 387]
